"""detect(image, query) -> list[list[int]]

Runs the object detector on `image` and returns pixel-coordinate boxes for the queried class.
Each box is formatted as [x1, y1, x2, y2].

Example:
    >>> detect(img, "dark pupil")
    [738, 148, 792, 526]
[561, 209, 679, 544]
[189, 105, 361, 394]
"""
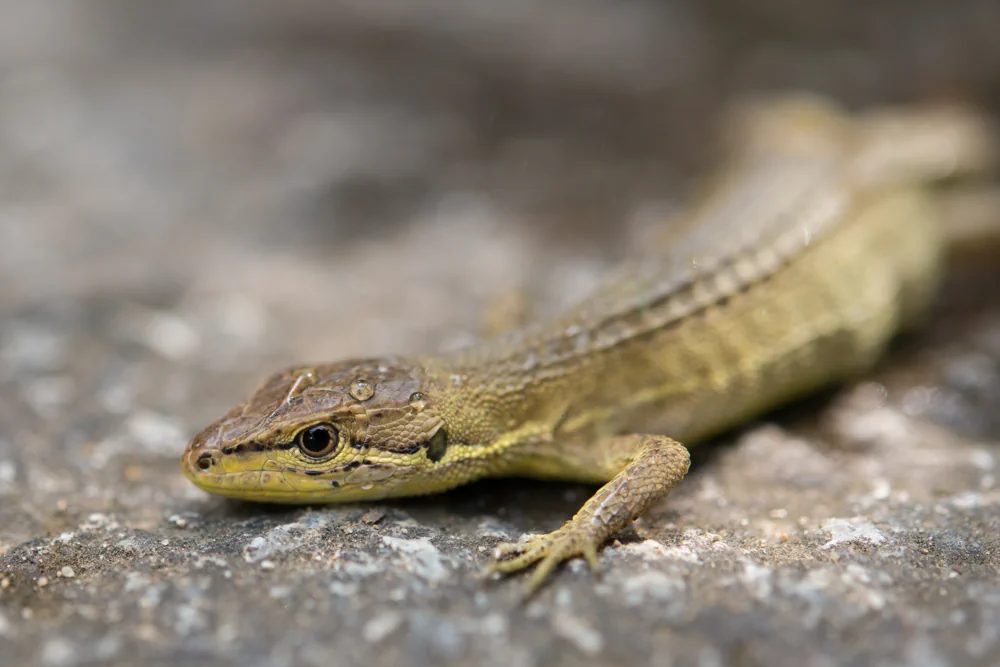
[300, 426, 332, 454]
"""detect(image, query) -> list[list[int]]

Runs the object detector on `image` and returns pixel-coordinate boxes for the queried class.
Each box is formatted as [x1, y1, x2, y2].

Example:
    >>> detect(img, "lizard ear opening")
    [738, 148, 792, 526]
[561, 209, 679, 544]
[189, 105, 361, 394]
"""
[426, 428, 448, 463]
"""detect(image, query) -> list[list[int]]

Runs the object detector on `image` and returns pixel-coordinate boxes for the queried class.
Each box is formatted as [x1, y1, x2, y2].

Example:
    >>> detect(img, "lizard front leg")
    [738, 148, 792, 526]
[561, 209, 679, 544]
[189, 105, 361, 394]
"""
[486, 434, 691, 593]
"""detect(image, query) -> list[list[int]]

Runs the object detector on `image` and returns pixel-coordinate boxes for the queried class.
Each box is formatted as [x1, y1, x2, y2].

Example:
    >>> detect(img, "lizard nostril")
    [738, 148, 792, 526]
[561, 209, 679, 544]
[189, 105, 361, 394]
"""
[196, 452, 214, 471]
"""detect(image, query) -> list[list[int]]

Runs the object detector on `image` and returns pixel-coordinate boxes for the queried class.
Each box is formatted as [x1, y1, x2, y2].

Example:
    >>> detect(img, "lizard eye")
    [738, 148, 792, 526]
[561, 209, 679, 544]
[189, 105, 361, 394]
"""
[296, 424, 339, 459]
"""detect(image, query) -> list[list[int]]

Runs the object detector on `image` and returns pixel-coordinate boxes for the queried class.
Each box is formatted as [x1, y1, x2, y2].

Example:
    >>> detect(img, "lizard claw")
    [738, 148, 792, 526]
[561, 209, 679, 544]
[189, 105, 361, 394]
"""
[484, 521, 605, 594]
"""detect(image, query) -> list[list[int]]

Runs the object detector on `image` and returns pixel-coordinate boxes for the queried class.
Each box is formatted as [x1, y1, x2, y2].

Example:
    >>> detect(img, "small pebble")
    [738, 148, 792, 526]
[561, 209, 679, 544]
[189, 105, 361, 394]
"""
[360, 509, 386, 525]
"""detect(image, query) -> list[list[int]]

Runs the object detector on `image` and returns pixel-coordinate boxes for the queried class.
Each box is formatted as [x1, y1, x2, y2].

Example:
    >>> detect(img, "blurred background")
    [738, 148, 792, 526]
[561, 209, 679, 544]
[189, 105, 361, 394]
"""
[2, 3, 1000, 666]
[4, 1, 999, 295]
[4, 0, 999, 370]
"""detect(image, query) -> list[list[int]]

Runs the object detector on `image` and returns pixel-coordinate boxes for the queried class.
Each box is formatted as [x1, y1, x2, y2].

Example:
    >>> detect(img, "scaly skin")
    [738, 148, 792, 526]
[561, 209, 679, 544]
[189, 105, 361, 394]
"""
[182, 95, 997, 593]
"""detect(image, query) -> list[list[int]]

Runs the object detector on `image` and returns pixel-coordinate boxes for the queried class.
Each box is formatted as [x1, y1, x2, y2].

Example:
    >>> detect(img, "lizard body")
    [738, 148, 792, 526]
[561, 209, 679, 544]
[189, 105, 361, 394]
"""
[181, 95, 998, 592]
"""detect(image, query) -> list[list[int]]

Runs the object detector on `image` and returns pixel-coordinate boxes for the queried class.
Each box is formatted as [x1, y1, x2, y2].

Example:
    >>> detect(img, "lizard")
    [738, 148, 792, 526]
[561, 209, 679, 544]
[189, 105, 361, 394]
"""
[181, 94, 999, 594]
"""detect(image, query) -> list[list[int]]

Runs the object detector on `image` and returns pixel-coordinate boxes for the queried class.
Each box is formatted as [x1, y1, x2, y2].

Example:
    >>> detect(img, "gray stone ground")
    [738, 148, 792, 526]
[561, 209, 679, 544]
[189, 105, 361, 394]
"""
[2, 2, 1000, 666]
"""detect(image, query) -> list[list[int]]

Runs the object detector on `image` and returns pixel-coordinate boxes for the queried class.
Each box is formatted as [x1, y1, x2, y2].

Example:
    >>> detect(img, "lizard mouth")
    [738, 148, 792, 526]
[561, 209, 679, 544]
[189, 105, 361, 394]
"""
[180, 446, 417, 504]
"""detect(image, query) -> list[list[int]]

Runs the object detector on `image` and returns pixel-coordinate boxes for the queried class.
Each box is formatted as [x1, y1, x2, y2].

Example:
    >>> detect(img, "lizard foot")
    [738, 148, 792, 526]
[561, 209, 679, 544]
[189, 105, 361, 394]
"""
[485, 520, 603, 594]
[483, 436, 689, 595]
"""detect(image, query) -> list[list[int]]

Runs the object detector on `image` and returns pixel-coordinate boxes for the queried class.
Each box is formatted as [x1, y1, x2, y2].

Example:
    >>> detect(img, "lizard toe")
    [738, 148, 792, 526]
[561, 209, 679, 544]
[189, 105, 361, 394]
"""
[486, 522, 604, 591]
[485, 535, 552, 575]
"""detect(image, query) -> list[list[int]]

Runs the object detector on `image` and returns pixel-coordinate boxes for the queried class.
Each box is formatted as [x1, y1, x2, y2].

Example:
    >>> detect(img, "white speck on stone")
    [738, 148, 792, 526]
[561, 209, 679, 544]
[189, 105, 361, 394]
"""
[123, 572, 151, 592]
[740, 563, 774, 600]
[114, 537, 139, 554]
[970, 449, 995, 471]
[900, 637, 950, 667]
[244, 536, 269, 562]
[839, 564, 890, 610]
[618, 537, 711, 563]
[335, 557, 381, 580]
[621, 570, 686, 606]
[476, 519, 514, 539]
[40, 636, 76, 666]
[139, 585, 163, 610]
[93, 636, 121, 661]
[363, 612, 402, 643]
[268, 585, 291, 599]
[58, 532, 74, 543]
[833, 404, 913, 447]
[98, 382, 134, 414]
[382, 536, 449, 583]
[59, 566, 74, 578]
[663, 543, 705, 564]
[697, 646, 726, 667]
[0, 460, 16, 491]
[947, 491, 983, 510]
[871, 478, 892, 500]
[551, 610, 603, 656]
[192, 555, 229, 570]
[125, 411, 187, 456]
[23, 375, 76, 418]
[843, 563, 873, 584]
[786, 567, 837, 608]
[944, 352, 996, 392]
[1, 325, 66, 372]
[422, 615, 463, 659]
[474, 612, 508, 637]
[260, 560, 276, 571]
[217, 294, 267, 344]
[243, 515, 338, 563]
[900, 386, 936, 416]
[554, 587, 574, 608]
[820, 517, 887, 550]
[175, 603, 207, 637]
[217, 622, 239, 645]
[329, 581, 359, 597]
[136, 309, 201, 360]
[617, 539, 668, 559]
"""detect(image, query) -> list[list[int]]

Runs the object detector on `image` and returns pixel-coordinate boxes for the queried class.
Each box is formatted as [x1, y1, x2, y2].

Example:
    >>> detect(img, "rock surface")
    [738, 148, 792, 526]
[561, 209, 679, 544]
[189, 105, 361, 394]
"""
[1, 2, 1000, 666]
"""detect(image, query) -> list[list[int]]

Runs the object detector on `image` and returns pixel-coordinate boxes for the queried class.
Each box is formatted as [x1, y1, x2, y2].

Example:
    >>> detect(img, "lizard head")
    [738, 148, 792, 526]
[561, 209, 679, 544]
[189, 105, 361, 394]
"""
[181, 358, 455, 503]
